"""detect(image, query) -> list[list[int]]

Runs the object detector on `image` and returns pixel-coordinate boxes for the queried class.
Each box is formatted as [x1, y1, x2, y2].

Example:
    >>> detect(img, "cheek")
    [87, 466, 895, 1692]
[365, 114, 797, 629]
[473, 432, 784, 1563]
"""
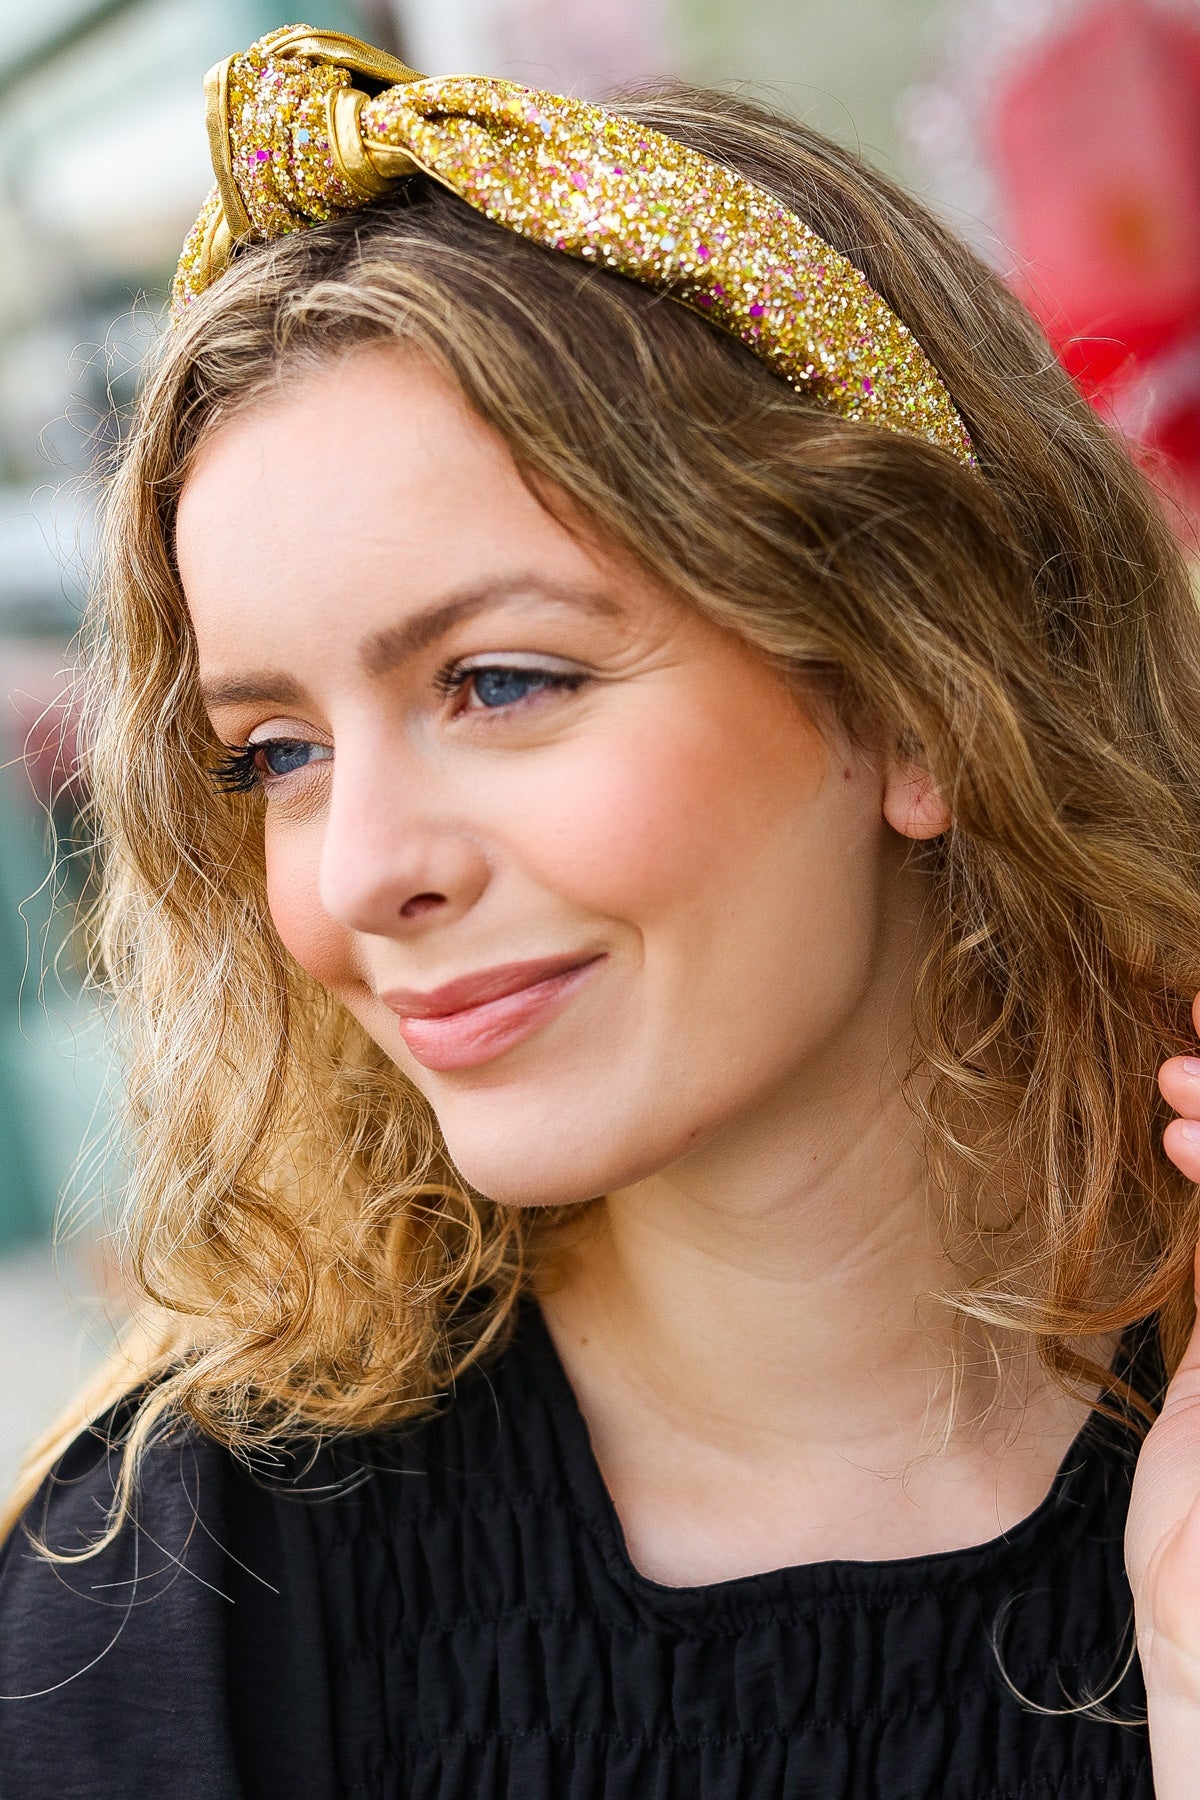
[496, 686, 884, 1116]
[502, 698, 831, 923]
[263, 817, 360, 995]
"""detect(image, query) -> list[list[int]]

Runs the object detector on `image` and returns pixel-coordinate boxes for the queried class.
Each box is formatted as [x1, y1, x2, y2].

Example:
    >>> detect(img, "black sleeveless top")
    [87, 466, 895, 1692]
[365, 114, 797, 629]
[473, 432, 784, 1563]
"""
[0, 1304, 1158, 1799]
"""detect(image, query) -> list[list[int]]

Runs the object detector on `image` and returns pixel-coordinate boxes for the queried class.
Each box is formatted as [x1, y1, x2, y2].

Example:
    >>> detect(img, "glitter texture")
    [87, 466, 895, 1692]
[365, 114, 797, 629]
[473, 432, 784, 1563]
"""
[173, 25, 975, 467]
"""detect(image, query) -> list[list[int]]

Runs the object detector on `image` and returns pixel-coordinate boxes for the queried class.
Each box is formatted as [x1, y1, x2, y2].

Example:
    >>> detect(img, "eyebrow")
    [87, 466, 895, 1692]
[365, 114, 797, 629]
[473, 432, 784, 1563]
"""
[198, 577, 625, 711]
[358, 578, 624, 677]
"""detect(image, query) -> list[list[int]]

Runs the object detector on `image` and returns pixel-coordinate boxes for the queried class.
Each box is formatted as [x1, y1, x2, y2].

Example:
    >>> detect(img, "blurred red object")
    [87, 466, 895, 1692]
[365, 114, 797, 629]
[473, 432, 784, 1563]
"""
[988, 0, 1200, 518]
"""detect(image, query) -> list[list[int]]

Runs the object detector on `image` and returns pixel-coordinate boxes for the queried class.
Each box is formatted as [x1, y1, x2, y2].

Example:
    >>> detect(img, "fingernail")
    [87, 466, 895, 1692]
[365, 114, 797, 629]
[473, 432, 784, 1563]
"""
[1179, 1120, 1200, 1143]
[1184, 1058, 1200, 1077]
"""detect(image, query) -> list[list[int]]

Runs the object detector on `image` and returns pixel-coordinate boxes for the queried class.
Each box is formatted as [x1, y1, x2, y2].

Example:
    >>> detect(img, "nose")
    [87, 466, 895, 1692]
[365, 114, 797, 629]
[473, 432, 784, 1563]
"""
[316, 729, 491, 937]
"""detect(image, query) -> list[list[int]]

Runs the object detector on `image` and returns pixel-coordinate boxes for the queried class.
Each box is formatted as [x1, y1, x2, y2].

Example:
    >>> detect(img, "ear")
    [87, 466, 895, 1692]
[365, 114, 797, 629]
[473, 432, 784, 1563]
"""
[881, 754, 952, 841]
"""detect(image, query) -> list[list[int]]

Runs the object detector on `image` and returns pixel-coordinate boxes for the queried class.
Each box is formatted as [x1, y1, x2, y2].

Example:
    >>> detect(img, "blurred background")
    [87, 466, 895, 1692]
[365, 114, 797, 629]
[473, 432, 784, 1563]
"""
[3, 0, 1199, 1490]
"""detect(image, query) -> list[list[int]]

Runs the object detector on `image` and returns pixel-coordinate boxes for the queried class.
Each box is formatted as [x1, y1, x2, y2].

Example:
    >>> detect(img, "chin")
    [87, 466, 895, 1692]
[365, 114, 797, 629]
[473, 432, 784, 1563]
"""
[432, 1083, 715, 1210]
[440, 1133, 615, 1209]
[428, 1089, 616, 1206]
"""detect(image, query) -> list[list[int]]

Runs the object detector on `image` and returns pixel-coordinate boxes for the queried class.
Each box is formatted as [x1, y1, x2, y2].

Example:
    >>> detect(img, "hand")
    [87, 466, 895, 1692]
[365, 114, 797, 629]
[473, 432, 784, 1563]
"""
[1125, 990, 1200, 1793]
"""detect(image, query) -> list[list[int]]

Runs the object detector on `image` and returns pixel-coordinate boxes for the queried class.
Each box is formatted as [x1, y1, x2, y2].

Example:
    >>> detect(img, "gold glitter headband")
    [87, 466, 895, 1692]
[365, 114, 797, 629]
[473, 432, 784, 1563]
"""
[173, 24, 976, 467]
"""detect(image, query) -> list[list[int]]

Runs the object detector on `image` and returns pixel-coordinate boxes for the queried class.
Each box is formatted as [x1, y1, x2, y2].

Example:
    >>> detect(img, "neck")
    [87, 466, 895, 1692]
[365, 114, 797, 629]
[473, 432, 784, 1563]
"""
[543, 1038, 979, 1459]
[536, 953, 1091, 1582]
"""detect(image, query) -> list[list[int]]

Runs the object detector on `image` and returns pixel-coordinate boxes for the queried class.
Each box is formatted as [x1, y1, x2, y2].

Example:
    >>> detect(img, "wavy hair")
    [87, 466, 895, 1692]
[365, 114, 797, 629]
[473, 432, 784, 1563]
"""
[8, 84, 1200, 1542]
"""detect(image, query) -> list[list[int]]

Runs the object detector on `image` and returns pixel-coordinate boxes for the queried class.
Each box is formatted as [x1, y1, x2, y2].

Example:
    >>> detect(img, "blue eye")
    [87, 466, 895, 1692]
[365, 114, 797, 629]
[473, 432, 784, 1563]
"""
[260, 739, 328, 776]
[434, 662, 587, 712]
[469, 667, 566, 708]
[211, 738, 332, 794]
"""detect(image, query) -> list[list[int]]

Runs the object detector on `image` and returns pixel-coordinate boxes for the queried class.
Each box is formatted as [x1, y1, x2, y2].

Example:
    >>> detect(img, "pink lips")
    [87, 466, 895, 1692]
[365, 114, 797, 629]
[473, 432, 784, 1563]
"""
[380, 953, 606, 1072]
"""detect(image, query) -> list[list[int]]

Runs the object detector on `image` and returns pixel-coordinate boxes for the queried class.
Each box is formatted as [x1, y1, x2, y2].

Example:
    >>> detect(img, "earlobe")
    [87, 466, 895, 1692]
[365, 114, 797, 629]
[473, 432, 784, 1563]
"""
[881, 761, 952, 841]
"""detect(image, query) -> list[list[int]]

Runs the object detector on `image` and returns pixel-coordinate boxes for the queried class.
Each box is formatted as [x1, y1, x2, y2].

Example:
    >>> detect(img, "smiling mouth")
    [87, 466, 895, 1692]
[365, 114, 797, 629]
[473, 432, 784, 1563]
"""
[380, 953, 607, 1072]
[381, 951, 602, 1018]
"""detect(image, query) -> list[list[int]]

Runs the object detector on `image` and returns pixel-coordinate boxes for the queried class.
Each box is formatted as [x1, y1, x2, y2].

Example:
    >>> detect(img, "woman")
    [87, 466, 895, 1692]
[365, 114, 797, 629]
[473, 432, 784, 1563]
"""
[4, 23, 1200, 1797]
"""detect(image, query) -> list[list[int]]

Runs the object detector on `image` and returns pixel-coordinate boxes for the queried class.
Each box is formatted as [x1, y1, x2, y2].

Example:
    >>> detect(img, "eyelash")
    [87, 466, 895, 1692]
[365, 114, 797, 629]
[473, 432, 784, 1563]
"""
[210, 661, 588, 794]
[211, 744, 275, 793]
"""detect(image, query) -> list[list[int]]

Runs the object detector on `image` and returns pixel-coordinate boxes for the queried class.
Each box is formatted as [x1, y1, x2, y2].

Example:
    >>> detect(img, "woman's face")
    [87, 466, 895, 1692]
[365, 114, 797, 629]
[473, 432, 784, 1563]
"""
[178, 346, 940, 1205]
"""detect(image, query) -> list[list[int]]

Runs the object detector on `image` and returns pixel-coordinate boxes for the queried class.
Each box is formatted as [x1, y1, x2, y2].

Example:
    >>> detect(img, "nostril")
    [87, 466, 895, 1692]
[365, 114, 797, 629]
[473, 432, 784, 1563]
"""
[399, 892, 446, 920]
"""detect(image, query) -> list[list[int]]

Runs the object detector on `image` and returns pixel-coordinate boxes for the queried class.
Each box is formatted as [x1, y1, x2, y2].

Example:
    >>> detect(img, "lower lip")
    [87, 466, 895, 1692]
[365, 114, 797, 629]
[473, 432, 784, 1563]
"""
[391, 956, 606, 1072]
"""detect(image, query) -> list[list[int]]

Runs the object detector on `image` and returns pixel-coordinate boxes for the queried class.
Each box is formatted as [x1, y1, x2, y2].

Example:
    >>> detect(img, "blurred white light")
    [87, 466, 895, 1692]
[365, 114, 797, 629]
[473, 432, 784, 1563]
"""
[394, 0, 670, 91]
[399, 0, 494, 73]
[0, 483, 90, 620]
[23, 83, 209, 240]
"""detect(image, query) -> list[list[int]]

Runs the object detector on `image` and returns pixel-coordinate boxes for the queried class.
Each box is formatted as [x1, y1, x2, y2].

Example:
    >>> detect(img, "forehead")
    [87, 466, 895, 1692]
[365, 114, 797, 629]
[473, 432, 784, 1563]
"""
[178, 348, 560, 591]
[173, 344, 717, 711]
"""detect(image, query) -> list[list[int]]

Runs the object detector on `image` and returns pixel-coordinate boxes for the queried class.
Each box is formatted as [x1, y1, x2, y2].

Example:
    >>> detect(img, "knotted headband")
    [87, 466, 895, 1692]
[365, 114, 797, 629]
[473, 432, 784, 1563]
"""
[174, 24, 976, 467]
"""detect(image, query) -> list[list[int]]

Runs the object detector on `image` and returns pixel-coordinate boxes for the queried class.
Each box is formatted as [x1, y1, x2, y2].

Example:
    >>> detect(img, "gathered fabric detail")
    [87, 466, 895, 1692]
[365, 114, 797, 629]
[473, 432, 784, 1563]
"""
[274, 1304, 1153, 1799]
[0, 1302, 1156, 1800]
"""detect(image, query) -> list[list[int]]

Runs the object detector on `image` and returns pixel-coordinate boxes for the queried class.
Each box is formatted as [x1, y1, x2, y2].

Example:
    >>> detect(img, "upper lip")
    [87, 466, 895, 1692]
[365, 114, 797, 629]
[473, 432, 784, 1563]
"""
[379, 952, 603, 1019]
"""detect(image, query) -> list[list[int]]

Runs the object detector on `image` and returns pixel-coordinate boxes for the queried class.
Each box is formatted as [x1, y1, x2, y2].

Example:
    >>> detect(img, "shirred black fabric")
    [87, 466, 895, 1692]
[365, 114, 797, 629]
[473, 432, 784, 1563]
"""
[0, 1305, 1157, 1798]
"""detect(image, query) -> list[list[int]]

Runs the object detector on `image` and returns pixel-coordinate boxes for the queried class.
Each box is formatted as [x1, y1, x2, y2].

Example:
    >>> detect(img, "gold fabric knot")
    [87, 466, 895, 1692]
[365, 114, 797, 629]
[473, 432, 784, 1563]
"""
[173, 24, 976, 468]
[176, 26, 420, 303]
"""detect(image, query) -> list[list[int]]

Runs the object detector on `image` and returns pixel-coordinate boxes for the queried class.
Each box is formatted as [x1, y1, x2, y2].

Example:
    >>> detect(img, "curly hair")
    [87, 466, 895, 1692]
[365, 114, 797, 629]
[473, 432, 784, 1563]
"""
[8, 83, 1200, 1545]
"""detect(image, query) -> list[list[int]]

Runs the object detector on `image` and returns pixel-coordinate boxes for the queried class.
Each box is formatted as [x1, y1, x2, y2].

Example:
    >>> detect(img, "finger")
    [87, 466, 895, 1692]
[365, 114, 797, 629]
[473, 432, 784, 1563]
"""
[1163, 1115, 1200, 1183]
[1193, 988, 1200, 1040]
[1160, 1055, 1200, 1117]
